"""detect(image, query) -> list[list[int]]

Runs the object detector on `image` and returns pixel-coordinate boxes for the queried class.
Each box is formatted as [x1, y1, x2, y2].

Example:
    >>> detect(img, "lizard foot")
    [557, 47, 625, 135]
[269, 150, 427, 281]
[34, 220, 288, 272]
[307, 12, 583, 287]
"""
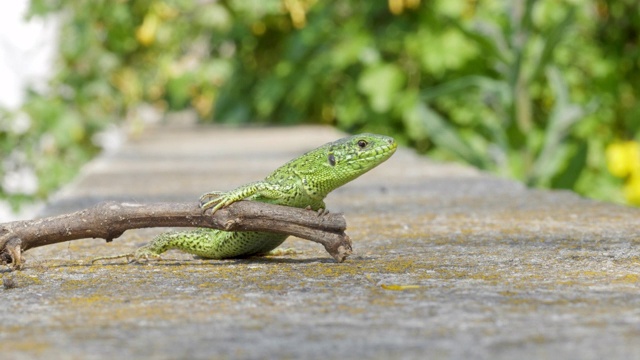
[130, 247, 163, 264]
[317, 208, 330, 216]
[305, 205, 330, 216]
[199, 190, 224, 204]
[199, 191, 235, 214]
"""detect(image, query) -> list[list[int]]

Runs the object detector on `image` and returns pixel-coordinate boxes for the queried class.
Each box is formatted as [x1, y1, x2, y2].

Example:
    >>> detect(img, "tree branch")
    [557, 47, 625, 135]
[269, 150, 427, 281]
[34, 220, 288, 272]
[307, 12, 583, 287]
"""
[0, 201, 352, 270]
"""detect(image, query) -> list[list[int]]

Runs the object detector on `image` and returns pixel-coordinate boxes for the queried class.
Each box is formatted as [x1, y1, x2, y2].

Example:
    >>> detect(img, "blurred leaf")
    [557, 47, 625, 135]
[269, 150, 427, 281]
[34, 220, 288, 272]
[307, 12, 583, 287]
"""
[331, 33, 371, 70]
[420, 75, 509, 104]
[166, 75, 193, 110]
[551, 142, 588, 189]
[255, 75, 287, 118]
[196, 4, 232, 30]
[528, 6, 576, 83]
[528, 66, 591, 186]
[404, 102, 487, 168]
[357, 63, 405, 113]
[454, 20, 511, 66]
[408, 28, 479, 75]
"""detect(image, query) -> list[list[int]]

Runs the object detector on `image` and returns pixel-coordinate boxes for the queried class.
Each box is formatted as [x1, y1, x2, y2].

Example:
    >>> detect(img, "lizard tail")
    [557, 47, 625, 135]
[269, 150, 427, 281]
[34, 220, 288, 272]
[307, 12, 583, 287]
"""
[91, 253, 134, 264]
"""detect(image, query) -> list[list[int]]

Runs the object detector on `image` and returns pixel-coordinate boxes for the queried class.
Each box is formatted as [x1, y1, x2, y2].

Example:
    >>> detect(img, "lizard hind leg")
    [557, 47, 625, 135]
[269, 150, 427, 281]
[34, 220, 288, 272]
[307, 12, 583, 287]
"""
[132, 228, 239, 260]
[92, 231, 179, 264]
[94, 229, 291, 265]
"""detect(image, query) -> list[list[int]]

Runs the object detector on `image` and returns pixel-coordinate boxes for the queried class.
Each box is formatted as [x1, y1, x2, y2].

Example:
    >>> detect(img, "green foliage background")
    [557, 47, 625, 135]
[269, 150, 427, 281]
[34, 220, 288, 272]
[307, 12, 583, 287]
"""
[1, 0, 639, 210]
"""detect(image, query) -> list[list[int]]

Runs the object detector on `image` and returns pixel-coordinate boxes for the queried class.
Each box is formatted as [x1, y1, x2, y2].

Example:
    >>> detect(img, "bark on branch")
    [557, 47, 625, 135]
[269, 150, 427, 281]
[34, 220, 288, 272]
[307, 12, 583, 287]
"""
[0, 201, 352, 270]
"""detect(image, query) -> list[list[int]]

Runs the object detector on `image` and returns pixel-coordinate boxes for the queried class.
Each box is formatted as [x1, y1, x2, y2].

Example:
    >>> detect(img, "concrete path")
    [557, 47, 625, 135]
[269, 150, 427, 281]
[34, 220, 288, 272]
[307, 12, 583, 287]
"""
[2, 124, 640, 359]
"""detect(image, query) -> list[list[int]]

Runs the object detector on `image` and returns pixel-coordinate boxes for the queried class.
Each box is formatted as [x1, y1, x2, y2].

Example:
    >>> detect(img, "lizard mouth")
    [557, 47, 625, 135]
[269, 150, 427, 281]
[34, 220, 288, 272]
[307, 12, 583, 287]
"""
[363, 137, 397, 162]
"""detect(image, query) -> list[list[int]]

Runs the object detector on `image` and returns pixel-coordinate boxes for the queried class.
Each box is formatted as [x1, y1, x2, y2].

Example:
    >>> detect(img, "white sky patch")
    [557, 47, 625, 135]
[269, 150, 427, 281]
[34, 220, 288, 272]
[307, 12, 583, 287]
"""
[0, 1, 58, 109]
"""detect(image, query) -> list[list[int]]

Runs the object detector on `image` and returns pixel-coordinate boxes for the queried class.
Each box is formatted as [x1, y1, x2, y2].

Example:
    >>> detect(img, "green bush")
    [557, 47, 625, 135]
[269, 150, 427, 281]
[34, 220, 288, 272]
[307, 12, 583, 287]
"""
[211, 0, 640, 203]
[1, 0, 638, 211]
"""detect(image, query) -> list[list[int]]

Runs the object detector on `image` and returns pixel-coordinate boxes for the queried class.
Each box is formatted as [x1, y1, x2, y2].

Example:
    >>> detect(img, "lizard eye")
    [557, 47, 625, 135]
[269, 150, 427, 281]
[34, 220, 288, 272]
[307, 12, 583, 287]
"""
[328, 153, 336, 166]
[357, 139, 368, 149]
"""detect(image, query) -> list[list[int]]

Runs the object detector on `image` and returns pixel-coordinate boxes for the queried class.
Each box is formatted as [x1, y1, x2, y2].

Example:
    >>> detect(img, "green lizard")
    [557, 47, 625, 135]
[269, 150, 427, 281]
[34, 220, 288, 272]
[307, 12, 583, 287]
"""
[92, 133, 396, 263]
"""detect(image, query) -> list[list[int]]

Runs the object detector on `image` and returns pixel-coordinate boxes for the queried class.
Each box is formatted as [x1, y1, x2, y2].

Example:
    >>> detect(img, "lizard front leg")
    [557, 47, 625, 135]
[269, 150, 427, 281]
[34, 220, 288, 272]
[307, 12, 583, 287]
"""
[199, 181, 286, 214]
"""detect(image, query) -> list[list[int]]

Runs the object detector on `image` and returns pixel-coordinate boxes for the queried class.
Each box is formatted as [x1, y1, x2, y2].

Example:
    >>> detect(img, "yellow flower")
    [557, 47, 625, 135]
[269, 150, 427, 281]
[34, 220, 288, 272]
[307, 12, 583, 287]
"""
[136, 13, 159, 46]
[388, 0, 421, 15]
[624, 170, 640, 206]
[283, 0, 307, 28]
[389, 0, 404, 15]
[606, 141, 640, 178]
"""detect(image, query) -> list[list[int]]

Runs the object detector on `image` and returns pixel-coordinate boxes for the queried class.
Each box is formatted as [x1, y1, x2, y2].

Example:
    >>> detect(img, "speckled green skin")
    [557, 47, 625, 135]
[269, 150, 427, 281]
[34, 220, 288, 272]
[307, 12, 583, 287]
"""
[124, 134, 395, 261]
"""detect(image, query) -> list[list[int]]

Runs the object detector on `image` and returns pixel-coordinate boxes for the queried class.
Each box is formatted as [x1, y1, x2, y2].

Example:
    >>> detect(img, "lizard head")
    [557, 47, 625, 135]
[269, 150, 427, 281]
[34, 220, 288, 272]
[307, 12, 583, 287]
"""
[310, 133, 397, 196]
